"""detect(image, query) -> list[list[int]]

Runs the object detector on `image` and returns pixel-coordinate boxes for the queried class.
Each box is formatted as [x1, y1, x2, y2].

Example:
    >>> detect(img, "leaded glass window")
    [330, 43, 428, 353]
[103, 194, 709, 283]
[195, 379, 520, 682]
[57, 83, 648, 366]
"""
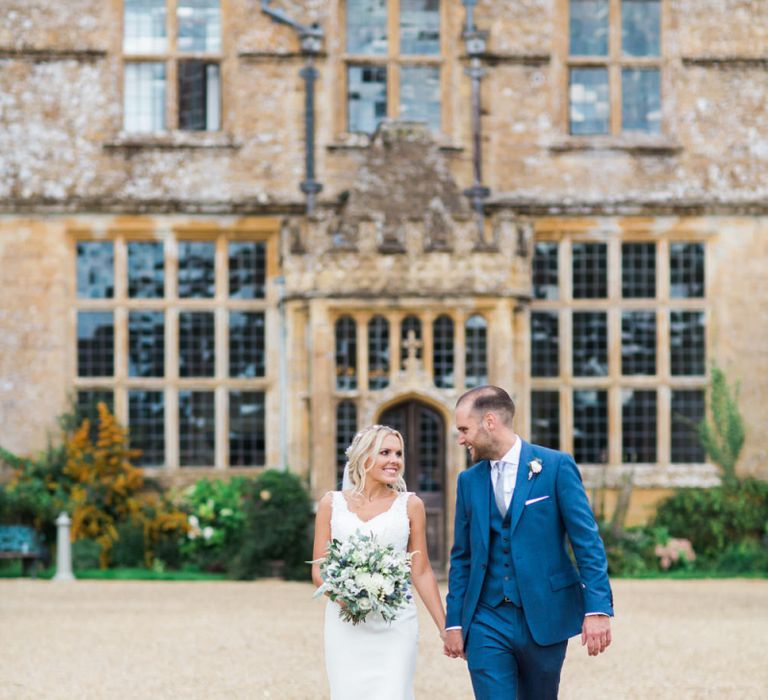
[74, 231, 273, 471]
[336, 316, 358, 390]
[77, 312, 114, 377]
[129, 311, 165, 377]
[465, 315, 488, 388]
[670, 242, 705, 298]
[533, 242, 559, 300]
[531, 311, 559, 377]
[229, 241, 266, 299]
[368, 315, 390, 390]
[573, 390, 608, 464]
[569, 68, 609, 135]
[345, 0, 442, 134]
[622, 242, 656, 298]
[572, 242, 607, 298]
[347, 0, 388, 54]
[433, 315, 454, 388]
[670, 311, 705, 376]
[77, 242, 114, 299]
[179, 390, 215, 466]
[400, 66, 441, 132]
[124, 62, 166, 132]
[531, 391, 560, 450]
[400, 0, 440, 55]
[567, 0, 662, 136]
[177, 0, 221, 53]
[622, 389, 657, 462]
[621, 311, 656, 375]
[336, 401, 358, 486]
[124, 0, 167, 53]
[671, 390, 706, 463]
[573, 311, 608, 376]
[123, 0, 221, 132]
[128, 241, 164, 298]
[569, 0, 609, 56]
[229, 391, 265, 466]
[229, 311, 265, 378]
[129, 390, 165, 466]
[178, 241, 215, 298]
[622, 0, 661, 57]
[179, 311, 215, 377]
[348, 65, 387, 134]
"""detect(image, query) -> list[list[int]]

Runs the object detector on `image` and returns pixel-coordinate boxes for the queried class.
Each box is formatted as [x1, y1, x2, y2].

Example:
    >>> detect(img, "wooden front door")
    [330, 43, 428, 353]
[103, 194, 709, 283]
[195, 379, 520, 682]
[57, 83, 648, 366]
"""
[379, 400, 446, 570]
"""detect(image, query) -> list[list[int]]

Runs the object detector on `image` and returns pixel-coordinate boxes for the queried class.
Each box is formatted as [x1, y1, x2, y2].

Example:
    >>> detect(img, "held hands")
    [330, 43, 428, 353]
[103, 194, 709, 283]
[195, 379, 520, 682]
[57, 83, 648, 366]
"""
[443, 628, 466, 660]
[581, 615, 611, 656]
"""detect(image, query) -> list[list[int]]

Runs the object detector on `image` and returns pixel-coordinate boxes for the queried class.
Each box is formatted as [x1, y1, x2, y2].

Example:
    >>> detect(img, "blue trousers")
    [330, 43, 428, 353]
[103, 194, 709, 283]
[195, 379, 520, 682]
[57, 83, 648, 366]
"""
[465, 602, 568, 700]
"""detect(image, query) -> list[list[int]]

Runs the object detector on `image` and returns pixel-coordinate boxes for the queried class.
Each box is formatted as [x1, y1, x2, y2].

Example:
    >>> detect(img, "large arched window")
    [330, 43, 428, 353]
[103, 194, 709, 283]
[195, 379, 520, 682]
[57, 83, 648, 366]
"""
[368, 315, 390, 390]
[335, 316, 357, 390]
[433, 315, 454, 388]
[336, 400, 357, 487]
[465, 314, 488, 388]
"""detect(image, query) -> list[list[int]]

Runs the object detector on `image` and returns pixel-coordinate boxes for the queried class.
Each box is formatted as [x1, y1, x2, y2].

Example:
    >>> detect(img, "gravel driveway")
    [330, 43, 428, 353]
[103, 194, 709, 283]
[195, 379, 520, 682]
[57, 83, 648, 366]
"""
[1, 579, 766, 699]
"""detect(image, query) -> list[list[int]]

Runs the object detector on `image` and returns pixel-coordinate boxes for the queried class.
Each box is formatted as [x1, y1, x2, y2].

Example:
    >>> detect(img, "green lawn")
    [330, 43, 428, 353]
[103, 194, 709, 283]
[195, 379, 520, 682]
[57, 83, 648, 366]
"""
[0, 560, 227, 581]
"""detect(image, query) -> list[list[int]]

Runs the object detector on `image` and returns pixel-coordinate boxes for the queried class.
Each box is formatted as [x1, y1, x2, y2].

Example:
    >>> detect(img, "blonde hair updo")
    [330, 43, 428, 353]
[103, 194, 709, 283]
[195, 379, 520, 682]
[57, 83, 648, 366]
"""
[343, 424, 406, 496]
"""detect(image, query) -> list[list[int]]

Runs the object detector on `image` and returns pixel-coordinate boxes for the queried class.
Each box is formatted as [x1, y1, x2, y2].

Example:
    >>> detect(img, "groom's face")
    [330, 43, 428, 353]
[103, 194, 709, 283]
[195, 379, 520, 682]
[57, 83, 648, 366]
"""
[455, 404, 495, 462]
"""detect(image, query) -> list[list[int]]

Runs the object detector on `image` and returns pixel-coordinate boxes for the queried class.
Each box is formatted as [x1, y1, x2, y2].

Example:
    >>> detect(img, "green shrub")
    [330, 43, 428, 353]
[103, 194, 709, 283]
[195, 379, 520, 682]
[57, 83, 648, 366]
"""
[72, 539, 102, 570]
[229, 470, 313, 581]
[178, 477, 248, 572]
[653, 479, 768, 563]
[714, 540, 768, 574]
[110, 521, 146, 568]
[599, 522, 661, 576]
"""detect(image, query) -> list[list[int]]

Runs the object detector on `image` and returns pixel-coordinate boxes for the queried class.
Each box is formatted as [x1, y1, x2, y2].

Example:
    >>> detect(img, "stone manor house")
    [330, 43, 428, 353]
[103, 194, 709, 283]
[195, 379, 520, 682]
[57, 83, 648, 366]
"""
[1, 0, 767, 568]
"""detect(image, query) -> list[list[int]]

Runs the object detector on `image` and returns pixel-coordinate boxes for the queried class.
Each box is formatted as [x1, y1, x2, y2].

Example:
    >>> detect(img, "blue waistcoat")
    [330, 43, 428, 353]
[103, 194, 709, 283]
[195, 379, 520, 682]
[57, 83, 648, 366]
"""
[479, 485, 522, 607]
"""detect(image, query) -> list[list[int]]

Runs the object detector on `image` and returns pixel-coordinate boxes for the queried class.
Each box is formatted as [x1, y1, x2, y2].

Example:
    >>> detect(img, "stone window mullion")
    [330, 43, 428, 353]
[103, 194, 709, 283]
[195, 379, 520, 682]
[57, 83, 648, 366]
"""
[454, 310, 466, 390]
[355, 312, 369, 394]
[388, 311, 402, 383]
[422, 311, 435, 378]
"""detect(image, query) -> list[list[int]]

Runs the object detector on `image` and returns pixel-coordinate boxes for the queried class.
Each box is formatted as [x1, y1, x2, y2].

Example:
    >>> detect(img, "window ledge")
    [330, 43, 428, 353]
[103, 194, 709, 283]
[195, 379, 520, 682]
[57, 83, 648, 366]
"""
[547, 135, 682, 155]
[327, 133, 463, 153]
[103, 132, 241, 151]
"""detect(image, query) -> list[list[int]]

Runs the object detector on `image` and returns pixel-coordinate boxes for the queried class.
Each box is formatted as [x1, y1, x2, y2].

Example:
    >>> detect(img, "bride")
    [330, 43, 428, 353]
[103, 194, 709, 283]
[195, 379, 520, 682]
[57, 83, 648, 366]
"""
[312, 424, 447, 700]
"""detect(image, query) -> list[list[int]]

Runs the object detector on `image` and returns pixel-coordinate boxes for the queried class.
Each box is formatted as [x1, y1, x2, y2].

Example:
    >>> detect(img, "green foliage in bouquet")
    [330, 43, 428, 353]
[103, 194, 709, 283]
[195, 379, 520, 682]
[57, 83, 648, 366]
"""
[313, 531, 414, 625]
[229, 470, 313, 581]
[178, 477, 248, 572]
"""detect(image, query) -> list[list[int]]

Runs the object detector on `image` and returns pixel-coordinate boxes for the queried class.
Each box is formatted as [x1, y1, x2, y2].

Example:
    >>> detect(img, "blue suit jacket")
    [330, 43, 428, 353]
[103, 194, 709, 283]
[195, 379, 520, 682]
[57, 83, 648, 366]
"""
[445, 441, 613, 646]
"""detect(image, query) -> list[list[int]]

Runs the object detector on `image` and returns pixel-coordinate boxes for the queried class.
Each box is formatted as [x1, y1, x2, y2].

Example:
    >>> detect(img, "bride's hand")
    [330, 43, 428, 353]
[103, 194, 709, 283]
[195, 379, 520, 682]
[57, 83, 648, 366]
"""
[439, 628, 446, 642]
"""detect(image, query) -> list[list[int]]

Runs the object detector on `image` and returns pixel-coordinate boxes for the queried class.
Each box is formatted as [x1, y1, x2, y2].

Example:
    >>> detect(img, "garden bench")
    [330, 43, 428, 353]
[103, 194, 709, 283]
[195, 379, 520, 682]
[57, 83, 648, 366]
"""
[0, 525, 47, 577]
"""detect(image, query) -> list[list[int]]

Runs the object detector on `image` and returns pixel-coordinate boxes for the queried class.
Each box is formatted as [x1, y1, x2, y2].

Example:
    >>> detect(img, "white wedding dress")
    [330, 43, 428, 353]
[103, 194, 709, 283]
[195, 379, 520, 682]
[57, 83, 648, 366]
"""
[324, 491, 418, 700]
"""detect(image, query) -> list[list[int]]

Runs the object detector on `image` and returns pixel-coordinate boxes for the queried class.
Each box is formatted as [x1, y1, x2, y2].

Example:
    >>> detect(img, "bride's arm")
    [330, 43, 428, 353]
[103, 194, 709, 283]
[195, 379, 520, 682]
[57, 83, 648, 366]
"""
[311, 492, 333, 588]
[407, 495, 446, 636]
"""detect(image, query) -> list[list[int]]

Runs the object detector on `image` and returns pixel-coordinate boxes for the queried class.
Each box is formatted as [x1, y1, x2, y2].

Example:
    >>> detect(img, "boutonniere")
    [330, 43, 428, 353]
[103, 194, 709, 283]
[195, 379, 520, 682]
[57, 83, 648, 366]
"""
[528, 458, 543, 480]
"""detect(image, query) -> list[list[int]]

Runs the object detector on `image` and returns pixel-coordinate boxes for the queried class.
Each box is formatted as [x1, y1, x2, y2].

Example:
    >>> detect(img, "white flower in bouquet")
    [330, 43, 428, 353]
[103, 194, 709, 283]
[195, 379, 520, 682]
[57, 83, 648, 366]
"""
[311, 531, 414, 625]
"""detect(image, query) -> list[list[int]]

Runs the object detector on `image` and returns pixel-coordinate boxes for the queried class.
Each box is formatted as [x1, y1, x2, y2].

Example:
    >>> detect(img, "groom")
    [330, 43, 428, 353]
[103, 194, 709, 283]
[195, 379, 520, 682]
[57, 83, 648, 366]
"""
[444, 386, 613, 699]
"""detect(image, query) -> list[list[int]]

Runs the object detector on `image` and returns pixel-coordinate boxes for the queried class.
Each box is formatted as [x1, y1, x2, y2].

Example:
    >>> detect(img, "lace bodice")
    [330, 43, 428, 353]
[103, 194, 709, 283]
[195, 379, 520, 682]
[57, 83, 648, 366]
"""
[330, 491, 412, 552]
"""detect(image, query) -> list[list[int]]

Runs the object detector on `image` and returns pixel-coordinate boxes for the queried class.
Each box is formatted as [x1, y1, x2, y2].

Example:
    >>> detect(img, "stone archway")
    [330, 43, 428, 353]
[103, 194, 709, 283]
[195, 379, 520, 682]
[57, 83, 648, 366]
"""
[379, 399, 446, 570]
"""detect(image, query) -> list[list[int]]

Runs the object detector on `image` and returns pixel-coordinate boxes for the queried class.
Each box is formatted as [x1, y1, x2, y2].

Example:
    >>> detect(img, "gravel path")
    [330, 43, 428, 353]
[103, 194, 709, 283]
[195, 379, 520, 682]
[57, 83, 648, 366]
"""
[1, 579, 767, 699]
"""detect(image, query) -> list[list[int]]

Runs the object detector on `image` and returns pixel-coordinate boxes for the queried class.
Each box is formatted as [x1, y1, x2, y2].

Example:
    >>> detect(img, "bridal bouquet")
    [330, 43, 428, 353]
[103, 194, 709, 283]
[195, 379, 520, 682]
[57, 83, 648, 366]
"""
[312, 531, 414, 625]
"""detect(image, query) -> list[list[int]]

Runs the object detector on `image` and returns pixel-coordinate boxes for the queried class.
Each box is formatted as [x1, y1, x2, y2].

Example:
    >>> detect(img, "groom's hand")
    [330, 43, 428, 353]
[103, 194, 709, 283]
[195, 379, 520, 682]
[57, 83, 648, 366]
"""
[581, 615, 611, 656]
[443, 629, 465, 659]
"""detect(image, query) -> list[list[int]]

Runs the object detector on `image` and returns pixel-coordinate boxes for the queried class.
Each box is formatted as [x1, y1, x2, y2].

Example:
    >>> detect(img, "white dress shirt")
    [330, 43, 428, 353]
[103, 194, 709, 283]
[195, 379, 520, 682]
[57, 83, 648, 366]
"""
[490, 437, 522, 512]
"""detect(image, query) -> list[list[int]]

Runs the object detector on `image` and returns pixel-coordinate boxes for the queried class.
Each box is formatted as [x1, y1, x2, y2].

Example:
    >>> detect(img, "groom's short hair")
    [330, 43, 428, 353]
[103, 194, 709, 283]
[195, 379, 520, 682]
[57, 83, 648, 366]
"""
[456, 385, 516, 425]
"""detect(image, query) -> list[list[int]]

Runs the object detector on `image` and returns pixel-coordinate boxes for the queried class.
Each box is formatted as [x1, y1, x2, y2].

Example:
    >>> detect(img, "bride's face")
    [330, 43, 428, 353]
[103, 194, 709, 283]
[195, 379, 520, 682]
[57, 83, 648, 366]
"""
[366, 434, 404, 486]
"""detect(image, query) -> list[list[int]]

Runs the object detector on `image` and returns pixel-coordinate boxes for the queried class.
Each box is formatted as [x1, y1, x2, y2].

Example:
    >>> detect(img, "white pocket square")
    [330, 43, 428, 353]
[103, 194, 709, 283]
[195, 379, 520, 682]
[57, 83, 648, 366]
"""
[525, 495, 550, 506]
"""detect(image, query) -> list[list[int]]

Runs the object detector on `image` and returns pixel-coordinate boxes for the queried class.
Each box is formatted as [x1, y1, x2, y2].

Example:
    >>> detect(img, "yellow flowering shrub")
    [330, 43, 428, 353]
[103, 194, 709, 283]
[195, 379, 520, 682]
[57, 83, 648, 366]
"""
[64, 402, 145, 568]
